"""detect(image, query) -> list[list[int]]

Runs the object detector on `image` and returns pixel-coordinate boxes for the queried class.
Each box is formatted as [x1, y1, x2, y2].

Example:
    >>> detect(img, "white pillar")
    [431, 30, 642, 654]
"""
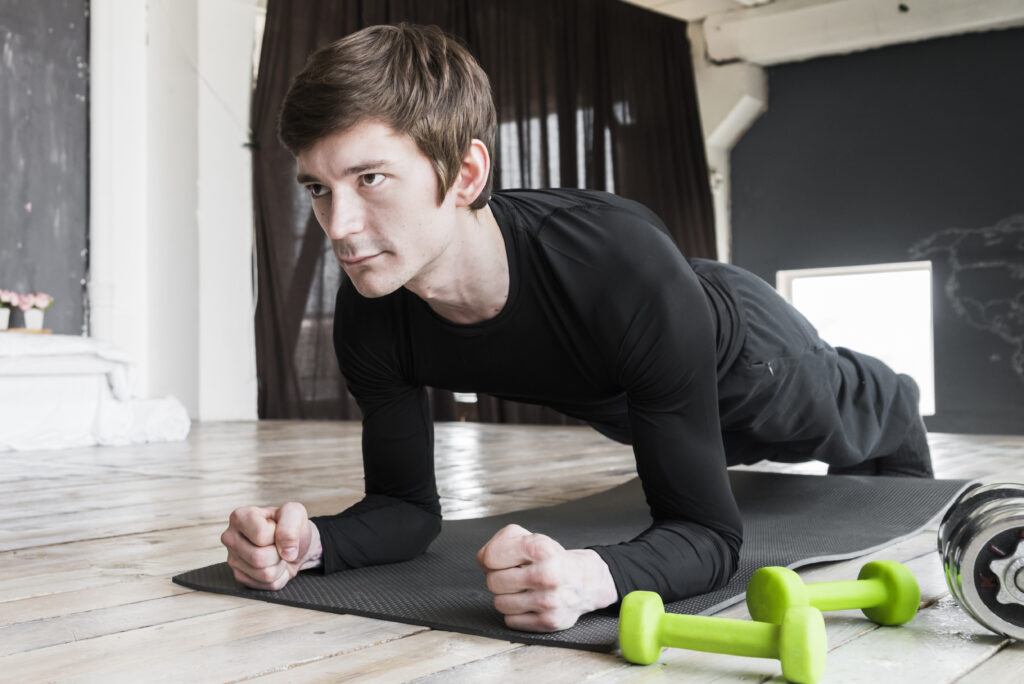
[688, 21, 767, 264]
[146, 0, 200, 416]
[89, 0, 259, 420]
[197, 0, 260, 420]
[89, 0, 151, 394]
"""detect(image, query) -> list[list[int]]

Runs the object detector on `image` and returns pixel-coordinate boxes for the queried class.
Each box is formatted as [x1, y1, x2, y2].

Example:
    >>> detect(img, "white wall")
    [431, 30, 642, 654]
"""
[89, 0, 259, 420]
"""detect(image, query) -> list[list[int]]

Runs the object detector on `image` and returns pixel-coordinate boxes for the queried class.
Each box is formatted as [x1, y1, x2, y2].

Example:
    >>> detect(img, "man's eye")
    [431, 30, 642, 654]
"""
[361, 173, 385, 187]
[307, 184, 329, 198]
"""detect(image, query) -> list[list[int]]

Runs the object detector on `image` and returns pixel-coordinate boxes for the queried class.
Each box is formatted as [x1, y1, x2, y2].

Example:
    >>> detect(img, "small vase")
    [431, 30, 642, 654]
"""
[0, 308, 9, 330]
[24, 308, 44, 330]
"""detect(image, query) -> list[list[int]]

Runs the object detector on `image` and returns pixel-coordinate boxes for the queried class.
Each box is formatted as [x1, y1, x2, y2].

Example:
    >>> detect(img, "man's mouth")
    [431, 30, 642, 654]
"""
[339, 253, 381, 267]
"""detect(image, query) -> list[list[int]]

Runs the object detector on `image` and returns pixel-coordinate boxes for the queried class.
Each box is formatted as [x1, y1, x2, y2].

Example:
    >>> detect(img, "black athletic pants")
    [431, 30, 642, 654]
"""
[693, 260, 921, 468]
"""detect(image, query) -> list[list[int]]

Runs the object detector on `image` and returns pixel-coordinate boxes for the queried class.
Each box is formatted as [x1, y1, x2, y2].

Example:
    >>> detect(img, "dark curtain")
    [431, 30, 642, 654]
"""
[252, 0, 716, 422]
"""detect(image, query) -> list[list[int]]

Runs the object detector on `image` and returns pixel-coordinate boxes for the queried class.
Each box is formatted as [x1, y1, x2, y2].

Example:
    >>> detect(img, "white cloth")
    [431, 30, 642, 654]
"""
[0, 333, 190, 451]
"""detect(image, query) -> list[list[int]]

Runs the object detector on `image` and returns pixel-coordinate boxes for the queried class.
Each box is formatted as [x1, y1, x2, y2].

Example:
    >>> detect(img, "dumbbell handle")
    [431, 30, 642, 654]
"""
[804, 577, 889, 612]
[658, 613, 781, 660]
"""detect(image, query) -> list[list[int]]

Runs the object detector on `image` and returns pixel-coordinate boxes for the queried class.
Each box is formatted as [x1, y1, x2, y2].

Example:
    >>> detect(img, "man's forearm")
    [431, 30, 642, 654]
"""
[311, 493, 442, 573]
[589, 520, 738, 603]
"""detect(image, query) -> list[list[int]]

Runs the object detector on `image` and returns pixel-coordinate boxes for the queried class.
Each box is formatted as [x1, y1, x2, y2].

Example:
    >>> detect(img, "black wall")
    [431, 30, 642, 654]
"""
[0, 0, 89, 334]
[731, 27, 1024, 435]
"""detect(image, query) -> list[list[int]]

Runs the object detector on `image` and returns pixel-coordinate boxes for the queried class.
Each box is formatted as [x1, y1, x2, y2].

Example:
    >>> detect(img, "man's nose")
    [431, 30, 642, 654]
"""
[322, 197, 364, 241]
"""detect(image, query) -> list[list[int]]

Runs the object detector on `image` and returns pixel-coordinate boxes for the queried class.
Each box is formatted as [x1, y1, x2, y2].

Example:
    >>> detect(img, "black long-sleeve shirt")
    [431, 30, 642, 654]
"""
[312, 188, 744, 602]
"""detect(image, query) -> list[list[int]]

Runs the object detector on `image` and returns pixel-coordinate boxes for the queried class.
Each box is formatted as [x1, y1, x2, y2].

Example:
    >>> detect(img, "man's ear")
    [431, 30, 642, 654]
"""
[451, 139, 490, 208]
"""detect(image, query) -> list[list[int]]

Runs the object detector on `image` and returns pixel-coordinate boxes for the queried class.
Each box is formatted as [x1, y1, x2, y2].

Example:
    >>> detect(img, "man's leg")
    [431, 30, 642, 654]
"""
[697, 260, 932, 477]
[827, 374, 933, 477]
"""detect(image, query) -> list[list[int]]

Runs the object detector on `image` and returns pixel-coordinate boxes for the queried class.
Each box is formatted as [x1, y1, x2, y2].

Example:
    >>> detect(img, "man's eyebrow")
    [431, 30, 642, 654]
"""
[296, 160, 392, 184]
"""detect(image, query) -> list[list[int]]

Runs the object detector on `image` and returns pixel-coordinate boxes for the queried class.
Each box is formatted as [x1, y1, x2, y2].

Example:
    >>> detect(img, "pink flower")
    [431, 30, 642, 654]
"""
[0, 290, 18, 308]
[32, 293, 54, 310]
[15, 292, 53, 311]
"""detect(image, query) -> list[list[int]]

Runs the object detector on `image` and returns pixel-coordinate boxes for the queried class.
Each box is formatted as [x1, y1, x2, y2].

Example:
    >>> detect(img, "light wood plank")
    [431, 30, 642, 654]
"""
[818, 596, 1007, 683]
[955, 640, 1024, 683]
[1, 576, 192, 626]
[0, 603, 421, 683]
[412, 642, 626, 683]
[0, 591, 242, 657]
[249, 630, 524, 683]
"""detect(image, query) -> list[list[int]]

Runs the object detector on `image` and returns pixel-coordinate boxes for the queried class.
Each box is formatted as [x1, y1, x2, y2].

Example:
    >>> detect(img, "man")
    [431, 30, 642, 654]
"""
[221, 23, 932, 633]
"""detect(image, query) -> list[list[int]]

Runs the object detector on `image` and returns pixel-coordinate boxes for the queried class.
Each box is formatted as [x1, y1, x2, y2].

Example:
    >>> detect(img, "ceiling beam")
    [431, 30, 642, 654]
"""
[702, 0, 1024, 65]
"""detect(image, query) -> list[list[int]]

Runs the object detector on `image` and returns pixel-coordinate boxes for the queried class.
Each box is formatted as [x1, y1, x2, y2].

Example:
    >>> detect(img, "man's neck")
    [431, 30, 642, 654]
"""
[405, 204, 509, 325]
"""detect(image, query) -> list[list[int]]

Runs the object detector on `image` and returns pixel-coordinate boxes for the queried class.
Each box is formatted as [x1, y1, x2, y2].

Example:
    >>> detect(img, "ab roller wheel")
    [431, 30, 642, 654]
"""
[938, 482, 1024, 640]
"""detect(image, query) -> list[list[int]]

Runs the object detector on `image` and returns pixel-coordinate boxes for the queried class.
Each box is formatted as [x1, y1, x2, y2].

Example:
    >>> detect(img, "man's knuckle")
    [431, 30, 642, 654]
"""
[528, 565, 559, 590]
[537, 612, 566, 631]
[535, 591, 560, 612]
[255, 566, 278, 583]
[232, 507, 258, 528]
[523, 535, 543, 558]
[525, 534, 557, 559]
[252, 547, 276, 568]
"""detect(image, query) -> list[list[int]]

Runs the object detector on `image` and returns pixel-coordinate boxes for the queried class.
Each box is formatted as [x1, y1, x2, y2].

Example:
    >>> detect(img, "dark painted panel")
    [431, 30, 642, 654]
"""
[0, 0, 89, 333]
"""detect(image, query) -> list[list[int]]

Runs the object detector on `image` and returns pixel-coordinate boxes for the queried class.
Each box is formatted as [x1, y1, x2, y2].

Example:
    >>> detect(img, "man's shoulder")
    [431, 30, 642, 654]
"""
[490, 188, 664, 230]
[493, 189, 693, 318]
[491, 187, 616, 210]
[490, 188, 674, 259]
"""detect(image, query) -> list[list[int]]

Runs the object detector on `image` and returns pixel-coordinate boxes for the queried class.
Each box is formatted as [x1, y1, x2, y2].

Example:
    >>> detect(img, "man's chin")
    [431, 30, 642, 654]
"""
[347, 276, 401, 299]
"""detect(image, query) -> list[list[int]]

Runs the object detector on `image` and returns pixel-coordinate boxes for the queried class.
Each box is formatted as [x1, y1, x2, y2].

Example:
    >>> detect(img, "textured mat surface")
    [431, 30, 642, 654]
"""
[174, 471, 971, 651]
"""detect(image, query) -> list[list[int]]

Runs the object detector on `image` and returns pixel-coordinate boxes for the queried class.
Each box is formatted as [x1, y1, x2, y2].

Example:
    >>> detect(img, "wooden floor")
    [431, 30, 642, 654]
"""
[3, 421, 1023, 682]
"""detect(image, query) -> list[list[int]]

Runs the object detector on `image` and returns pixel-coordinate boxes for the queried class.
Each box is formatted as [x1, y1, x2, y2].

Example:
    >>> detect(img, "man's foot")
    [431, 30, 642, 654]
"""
[828, 375, 934, 478]
[871, 414, 934, 478]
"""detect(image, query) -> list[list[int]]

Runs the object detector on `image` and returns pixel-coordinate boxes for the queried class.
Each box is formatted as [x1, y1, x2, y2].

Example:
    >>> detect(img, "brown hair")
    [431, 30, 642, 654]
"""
[279, 23, 496, 210]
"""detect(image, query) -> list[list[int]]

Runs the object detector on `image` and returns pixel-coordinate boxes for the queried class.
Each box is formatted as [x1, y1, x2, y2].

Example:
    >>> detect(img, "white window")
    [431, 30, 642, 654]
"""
[498, 110, 615, 192]
[776, 261, 935, 416]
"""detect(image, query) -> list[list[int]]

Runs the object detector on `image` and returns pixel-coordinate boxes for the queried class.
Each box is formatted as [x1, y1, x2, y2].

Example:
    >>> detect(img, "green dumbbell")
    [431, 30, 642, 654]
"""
[746, 560, 920, 626]
[619, 591, 826, 684]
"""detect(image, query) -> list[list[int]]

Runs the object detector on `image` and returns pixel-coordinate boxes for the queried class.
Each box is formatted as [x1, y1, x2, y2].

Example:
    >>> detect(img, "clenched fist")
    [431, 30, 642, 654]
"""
[221, 502, 322, 590]
[476, 523, 618, 632]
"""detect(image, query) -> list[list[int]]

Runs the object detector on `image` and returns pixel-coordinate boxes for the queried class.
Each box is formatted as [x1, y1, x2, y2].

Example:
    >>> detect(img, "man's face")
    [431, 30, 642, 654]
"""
[296, 120, 458, 298]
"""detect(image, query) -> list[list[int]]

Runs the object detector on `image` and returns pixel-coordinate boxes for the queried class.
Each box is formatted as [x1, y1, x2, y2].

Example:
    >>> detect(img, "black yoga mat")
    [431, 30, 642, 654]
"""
[174, 471, 971, 652]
